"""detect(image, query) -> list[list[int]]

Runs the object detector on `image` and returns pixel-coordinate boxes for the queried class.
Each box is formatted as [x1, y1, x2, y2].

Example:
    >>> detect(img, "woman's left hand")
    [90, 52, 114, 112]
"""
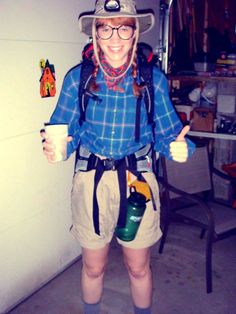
[169, 125, 190, 163]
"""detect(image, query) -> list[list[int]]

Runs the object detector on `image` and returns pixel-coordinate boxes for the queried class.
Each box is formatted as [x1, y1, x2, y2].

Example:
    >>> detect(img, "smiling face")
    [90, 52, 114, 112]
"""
[96, 17, 137, 68]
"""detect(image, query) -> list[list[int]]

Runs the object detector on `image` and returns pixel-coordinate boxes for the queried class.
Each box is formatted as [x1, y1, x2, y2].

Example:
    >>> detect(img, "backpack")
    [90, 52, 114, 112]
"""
[78, 42, 158, 142]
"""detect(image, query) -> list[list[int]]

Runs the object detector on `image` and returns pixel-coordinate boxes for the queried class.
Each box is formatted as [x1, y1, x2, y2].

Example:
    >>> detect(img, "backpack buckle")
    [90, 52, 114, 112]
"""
[103, 158, 117, 171]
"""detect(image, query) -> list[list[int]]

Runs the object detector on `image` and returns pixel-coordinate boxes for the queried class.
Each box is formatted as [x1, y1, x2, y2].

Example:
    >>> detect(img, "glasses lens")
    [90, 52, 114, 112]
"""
[118, 25, 135, 40]
[97, 25, 113, 40]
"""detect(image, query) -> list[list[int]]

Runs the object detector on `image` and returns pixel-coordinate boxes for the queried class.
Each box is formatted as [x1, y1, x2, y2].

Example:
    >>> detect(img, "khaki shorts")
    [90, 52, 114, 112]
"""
[70, 170, 162, 249]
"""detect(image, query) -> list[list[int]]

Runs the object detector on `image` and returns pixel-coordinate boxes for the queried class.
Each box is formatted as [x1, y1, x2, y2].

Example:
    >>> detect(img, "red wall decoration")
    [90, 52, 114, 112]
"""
[39, 59, 56, 98]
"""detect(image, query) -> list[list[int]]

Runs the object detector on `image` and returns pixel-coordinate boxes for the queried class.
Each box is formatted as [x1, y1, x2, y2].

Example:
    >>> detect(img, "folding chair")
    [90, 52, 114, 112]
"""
[157, 145, 236, 293]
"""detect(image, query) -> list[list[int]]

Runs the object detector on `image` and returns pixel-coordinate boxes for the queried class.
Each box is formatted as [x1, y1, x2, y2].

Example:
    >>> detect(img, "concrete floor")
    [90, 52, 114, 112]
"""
[7, 221, 236, 314]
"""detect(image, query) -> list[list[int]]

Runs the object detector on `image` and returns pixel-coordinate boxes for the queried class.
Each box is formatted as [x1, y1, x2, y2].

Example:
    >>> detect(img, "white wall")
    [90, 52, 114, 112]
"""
[0, 1, 88, 312]
[0, 1, 160, 312]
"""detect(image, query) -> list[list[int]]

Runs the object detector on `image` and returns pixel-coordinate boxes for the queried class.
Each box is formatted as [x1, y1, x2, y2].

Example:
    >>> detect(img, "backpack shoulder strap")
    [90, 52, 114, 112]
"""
[136, 42, 156, 125]
[78, 58, 95, 125]
[138, 56, 154, 125]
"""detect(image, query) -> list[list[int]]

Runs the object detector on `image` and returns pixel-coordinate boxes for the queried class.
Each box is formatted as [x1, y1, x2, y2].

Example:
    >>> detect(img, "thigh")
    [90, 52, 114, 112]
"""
[70, 170, 120, 249]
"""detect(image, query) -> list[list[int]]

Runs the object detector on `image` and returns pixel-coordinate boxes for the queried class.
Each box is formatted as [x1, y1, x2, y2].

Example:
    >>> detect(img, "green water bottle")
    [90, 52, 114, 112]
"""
[115, 186, 147, 242]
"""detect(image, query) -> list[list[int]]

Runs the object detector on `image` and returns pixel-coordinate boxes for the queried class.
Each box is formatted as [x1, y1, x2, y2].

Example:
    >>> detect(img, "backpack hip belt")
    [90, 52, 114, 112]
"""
[75, 144, 156, 236]
[75, 144, 153, 173]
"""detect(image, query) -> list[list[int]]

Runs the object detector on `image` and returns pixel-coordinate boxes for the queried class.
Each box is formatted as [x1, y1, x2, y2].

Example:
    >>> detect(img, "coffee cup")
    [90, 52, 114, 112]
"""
[45, 124, 68, 162]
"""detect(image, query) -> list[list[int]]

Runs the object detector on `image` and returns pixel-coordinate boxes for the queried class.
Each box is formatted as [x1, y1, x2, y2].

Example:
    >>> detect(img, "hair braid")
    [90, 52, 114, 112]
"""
[132, 49, 145, 97]
[90, 48, 100, 92]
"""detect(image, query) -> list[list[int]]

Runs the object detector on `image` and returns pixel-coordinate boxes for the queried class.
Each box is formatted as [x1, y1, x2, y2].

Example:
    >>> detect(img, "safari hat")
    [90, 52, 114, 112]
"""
[79, 0, 155, 36]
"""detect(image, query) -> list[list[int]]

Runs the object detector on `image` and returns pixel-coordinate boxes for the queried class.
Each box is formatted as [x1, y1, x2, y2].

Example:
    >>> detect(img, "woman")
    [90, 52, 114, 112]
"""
[42, 1, 195, 313]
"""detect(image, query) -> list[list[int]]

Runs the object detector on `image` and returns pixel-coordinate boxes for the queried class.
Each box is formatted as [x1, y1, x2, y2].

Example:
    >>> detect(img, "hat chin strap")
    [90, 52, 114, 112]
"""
[92, 19, 139, 80]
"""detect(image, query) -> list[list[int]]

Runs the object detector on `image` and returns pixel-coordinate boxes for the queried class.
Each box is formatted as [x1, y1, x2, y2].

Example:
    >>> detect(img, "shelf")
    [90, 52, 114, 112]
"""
[168, 75, 236, 83]
[188, 131, 236, 140]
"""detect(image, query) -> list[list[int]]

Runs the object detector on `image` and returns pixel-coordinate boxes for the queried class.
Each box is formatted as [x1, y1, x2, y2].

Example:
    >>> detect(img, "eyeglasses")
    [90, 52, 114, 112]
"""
[96, 24, 136, 40]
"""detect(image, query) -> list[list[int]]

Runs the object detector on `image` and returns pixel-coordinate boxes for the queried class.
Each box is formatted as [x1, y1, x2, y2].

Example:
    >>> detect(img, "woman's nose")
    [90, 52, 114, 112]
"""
[110, 29, 120, 40]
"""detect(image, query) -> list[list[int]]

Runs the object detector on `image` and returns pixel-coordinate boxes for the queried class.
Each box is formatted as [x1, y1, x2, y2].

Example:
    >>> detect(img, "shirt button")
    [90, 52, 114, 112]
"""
[113, 109, 117, 112]
[111, 130, 115, 134]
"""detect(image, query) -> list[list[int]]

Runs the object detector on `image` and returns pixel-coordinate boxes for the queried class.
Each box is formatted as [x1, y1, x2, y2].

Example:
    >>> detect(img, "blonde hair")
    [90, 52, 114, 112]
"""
[91, 16, 144, 96]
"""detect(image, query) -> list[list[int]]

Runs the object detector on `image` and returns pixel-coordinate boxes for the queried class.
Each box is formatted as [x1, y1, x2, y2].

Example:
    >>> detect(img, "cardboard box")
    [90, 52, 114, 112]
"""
[191, 107, 214, 132]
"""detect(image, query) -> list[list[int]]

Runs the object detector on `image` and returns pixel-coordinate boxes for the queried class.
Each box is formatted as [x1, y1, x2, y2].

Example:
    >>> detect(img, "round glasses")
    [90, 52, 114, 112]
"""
[96, 24, 136, 40]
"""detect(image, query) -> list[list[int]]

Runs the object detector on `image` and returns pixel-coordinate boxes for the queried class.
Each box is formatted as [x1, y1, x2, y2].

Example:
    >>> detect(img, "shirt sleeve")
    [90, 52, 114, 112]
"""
[49, 66, 81, 158]
[152, 68, 195, 159]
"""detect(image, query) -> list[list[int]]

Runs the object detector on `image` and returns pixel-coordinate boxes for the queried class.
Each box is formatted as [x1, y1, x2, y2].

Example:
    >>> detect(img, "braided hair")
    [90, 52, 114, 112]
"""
[131, 49, 145, 97]
[90, 46, 101, 92]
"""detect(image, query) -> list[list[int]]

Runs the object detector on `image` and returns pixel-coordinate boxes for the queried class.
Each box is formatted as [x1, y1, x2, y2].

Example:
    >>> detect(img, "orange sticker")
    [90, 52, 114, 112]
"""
[39, 59, 56, 98]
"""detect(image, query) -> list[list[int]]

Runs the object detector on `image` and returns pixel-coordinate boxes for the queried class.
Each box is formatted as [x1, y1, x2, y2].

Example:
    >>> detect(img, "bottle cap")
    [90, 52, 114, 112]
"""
[129, 187, 147, 206]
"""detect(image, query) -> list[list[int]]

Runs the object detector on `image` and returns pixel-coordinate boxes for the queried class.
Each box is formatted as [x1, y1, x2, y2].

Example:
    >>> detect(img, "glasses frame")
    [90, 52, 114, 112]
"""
[96, 24, 136, 40]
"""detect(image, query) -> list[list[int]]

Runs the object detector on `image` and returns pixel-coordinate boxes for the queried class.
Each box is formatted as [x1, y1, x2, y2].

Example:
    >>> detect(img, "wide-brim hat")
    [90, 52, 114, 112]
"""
[79, 0, 155, 36]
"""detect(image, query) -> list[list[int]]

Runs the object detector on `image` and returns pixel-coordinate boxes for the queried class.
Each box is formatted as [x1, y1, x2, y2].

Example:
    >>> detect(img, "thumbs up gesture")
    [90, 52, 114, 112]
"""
[170, 125, 190, 163]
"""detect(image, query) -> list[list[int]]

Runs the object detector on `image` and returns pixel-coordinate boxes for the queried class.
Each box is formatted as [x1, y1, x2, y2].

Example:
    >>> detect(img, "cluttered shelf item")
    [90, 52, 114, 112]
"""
[168, 75, 236, 83]
[168, 75, 236, 135]
[168, 53, 236, 80]
[166, 0, 236, 134]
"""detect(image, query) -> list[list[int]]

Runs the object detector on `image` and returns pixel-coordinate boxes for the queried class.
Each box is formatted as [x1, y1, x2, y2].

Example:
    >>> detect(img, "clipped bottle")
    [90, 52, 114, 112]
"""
[115, 186, 147, 242]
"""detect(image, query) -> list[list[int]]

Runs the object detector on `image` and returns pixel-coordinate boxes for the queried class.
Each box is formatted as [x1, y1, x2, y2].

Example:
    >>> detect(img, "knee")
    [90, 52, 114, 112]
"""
[126, 263, 150, 280]
[83, 263, 107, 280]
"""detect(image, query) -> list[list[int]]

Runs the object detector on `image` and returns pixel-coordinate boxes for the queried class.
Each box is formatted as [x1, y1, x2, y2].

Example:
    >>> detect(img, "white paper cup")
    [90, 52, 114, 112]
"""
[45, 124, 68, 162]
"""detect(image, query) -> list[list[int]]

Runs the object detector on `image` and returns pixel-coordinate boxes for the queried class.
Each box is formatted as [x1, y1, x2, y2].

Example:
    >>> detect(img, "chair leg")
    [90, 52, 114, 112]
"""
[159, 207, 170, 254]
[205, 230, 213, 293]
[200, 228, 206, 239]
[159, 224, 169, 253]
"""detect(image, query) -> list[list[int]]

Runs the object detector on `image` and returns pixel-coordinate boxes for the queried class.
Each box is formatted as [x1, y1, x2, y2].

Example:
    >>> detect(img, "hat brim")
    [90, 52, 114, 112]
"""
[79, 11, 155, 36]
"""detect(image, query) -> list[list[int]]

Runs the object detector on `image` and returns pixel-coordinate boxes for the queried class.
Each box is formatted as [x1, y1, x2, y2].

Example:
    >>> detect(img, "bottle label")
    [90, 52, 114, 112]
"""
[130, 216, 142, 222]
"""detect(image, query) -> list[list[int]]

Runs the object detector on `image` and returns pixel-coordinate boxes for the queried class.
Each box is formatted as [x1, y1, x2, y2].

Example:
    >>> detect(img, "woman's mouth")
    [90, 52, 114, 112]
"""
[108, 46, 123, 53]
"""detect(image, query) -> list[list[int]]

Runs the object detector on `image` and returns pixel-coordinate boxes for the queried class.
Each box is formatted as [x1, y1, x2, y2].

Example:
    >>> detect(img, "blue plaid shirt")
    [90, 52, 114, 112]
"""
[50, 65, 195, 160]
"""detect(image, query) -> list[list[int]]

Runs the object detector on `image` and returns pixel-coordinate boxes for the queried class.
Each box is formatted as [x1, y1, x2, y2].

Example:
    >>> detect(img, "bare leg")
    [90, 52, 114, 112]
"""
[81, 244, 109, 304]
[122, 246, 152, 309]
